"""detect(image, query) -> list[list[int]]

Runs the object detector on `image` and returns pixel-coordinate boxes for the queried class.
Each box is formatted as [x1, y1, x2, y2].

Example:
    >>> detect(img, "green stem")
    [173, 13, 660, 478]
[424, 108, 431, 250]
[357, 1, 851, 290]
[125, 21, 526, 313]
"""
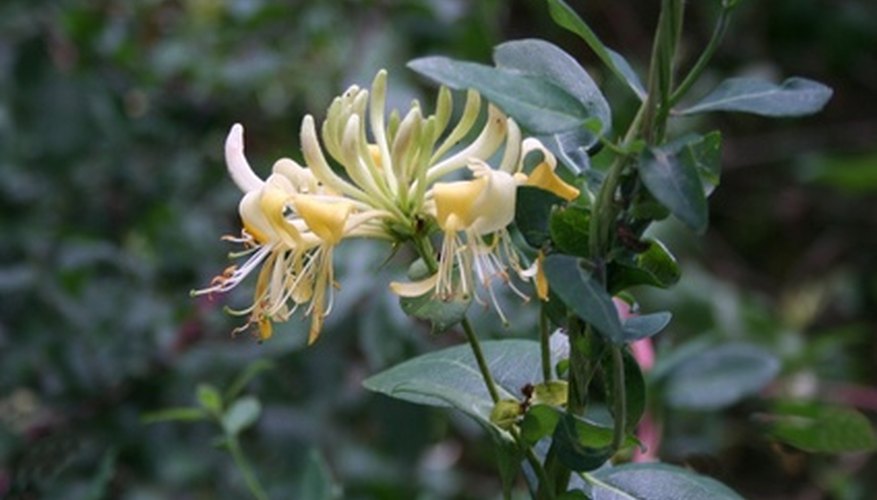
[669, 5, 734, 107]
[461, 317, 501, 404]
[410, 234, 501, 405]
[609, 346, 627, 450]
[509, 427, 554, 500]
[539, 319, 590, 498]
[227, 435, 269, 500]
[588, 102, 648, 260]
[641, 0, 685, 144]
[539, 307, 552, 382]
[413, 233, 439, 273]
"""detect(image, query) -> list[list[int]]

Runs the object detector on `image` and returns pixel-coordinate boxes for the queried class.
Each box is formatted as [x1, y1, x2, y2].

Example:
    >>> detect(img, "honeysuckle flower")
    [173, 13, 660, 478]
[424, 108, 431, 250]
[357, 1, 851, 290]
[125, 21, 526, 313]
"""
[299, 70, 510, 231]
[197, 68, 582, 342]
[391, 131, 579, 323]
[194, 124, 388, 343]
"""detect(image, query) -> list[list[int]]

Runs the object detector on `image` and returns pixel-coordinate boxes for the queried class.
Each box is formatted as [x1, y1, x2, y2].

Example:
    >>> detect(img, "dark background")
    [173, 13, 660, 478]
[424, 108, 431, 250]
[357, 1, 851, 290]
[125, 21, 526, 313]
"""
[1, 0, 875, 498]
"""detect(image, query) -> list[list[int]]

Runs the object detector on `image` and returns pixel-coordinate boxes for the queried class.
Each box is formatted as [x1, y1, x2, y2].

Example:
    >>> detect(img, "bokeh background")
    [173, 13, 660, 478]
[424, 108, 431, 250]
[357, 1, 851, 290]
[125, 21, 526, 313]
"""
[1, 0, 876, 498]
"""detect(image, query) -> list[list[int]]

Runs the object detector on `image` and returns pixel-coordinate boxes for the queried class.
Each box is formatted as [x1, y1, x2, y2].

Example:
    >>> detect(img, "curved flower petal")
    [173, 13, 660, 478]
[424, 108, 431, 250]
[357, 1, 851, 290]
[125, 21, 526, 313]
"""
[433, 177, 487, 232]
[225, 124, 264, 193]
[469, 164, 519, 235]
[294, 195, 353, 246]
[389, 274, 439, 297]
[526, 162, 580, 201]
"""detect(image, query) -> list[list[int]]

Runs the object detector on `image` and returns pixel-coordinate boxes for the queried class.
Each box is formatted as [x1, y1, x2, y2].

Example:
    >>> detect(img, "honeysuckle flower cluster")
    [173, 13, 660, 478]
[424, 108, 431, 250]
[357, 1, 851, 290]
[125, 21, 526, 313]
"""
[195, 70, 580, 344]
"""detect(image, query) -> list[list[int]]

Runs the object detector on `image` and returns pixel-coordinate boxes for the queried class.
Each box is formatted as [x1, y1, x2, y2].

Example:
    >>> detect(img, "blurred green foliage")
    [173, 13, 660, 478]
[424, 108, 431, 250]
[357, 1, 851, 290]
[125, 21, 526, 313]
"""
[1, 0, 875, 498]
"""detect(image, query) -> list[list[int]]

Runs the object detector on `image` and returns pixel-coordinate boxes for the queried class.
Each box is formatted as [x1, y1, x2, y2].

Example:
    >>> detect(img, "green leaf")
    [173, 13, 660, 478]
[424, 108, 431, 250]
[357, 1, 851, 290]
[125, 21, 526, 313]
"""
[538, 129, 593, 174]
[84, 448, 117, 500]
[639, 146, 709, 233]
[224, 359, 275, 402]
[635, 239, 680, 285]
[490, 399, 525, 430]
[666, 132, 722, 196]
[679, 77, 832, 117]
[549, 205, 591, 258]
[196, 384, 223, 415]
[399, 287, 471, 334]
[408, 56, 592, 135]
[608, 239, 681, 293]
[584, 462, 744, 499]
[607, 48, 647, 99]
[299, 448, 342, 500]
[557, 491, 588, 500]
[532, 380, 570, 407]
[141, 407, 207, 424]
[364, 339, 557, 425]
[603, 350, 647, 433]
[761, 402, 877, 453]
[553, 413, 617, 472]
[520, 404, 563, 446]
[621, 312, 672, 342]
[222, 396, 262, 435]
[546, 0, 646, 99]
[543, 255, 625, 344]
[485, 423, 524, 498]
[516, 186, 566, 248]
[803, 152, 877, 194]
[661, 343, 780, 410]
[494, 38, 612, 141]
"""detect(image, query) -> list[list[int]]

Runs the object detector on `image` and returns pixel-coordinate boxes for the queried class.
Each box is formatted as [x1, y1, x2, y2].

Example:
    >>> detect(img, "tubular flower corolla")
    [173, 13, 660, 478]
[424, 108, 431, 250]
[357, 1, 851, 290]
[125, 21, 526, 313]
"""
[196, 70, 581, 342]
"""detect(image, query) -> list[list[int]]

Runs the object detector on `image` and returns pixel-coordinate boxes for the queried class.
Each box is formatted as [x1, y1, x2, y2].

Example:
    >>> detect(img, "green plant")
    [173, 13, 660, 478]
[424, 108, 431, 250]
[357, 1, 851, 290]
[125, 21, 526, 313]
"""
[181, 1, 875, 498]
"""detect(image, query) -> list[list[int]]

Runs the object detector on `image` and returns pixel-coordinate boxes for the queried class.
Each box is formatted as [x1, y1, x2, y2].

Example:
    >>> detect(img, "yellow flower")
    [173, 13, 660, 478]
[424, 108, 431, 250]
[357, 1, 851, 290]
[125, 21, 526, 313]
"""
[292, 195, 353, 344]
[392, 160, 528, 324]
[521, 138, 580, 201]
[390, 126, 579, 321]
[198, 69, 582, 342]
[194, 125, 383, 343]
[300, 70, 510, 230]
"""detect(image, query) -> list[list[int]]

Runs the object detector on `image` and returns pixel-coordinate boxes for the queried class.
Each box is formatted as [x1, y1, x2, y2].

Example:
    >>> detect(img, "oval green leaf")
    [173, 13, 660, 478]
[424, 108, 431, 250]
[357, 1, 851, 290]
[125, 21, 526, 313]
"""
[679, 77, 832, 117]
[494, 38, 611, 140]
[639, 147, 708, 233]
[661, 342, 780, 410]
[608, 239, 681, 293]
[546, 0, 646, 99]
[408, 56, 592, 135]
[549, 205, 591, 258]
[520, 404, 563, 446]
[364, 339, 561, 425]
[621, 312, 672, 342]
[601, 350, 647, 433]
[399, 287, 471, 334]
[584, 462, 744, 499]
[516, 185, 566, 248]
[762, 401, 877, 453]
[196, 383, 223, 415]
[543, 255, 625, 344]
[554, 413, 615, 472]
[222, 396, 262, 435]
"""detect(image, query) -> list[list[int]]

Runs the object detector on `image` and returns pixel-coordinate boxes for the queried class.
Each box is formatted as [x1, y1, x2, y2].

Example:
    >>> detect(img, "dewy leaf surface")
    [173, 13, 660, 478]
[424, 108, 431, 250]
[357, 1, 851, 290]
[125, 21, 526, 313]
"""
[679, 77, 832, 117]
